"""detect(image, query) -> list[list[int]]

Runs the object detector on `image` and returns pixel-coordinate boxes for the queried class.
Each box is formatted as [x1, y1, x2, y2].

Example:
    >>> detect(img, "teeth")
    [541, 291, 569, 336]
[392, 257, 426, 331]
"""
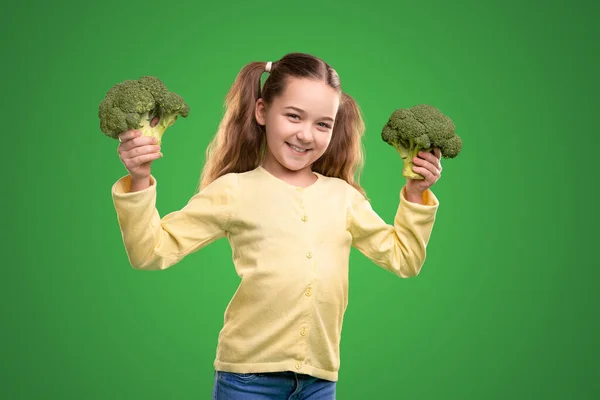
[289, 143, 307, 152]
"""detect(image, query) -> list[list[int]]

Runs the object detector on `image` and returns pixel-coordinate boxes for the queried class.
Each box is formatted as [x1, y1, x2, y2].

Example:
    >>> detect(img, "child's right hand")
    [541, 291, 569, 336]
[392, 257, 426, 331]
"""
[117, 130, 163, 182]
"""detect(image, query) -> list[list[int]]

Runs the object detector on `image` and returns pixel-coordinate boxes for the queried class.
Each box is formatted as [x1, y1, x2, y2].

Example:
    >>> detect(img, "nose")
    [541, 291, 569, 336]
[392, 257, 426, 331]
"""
[296, 124, 313, 143]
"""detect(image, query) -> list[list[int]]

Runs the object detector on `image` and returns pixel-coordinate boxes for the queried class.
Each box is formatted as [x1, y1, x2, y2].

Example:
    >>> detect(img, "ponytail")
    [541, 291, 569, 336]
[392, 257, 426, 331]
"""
[198, 62, 267, 191]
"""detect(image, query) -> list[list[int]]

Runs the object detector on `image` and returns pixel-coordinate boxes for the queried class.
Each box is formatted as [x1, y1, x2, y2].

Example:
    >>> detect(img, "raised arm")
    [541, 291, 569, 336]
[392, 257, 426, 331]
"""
[111, 173, 238, 270]
[346, 184, 439, 278]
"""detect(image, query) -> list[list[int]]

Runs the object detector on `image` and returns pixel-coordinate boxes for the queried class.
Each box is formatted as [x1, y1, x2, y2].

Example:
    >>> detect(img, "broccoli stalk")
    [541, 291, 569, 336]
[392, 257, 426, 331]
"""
[382, 104, 462, 180]
[387, 135, 433, 179]
[136, 106, 183, 145]
[98, 76, 189, 146]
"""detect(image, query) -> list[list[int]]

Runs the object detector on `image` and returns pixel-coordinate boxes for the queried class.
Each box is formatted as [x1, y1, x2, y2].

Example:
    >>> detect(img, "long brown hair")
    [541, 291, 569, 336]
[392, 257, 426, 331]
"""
[198, 52, 366, 196]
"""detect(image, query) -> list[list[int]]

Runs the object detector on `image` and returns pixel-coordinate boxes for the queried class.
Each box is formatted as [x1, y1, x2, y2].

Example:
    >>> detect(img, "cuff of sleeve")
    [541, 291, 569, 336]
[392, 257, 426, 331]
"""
[112, 175, 157, 198]
[400, 186, 439, 209]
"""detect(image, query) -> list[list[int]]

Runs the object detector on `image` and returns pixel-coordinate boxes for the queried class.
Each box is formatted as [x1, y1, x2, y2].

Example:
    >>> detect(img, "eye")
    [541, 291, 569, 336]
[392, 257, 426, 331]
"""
[318, 122, 332, 129]
[286, 113, 300, 120]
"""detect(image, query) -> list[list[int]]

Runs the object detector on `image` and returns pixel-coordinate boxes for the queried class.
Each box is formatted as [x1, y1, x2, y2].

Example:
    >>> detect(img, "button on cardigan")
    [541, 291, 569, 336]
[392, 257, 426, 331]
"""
[111, 166, 439, 381]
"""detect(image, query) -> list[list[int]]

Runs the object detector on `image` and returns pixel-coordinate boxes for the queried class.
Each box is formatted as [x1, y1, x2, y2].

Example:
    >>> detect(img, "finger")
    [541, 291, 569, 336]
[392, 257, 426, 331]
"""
[417, 150, 438, 164]
[129, 151, 163, 166]
[412, 165, 434, 182]
[118, 130, 141, 143]
[413, 157, 438, 178]
[125, 144, 161, 158]
[417, 150, 442, 171]
[415, 153, 441, 172]
[122, 136, 158, 152]
[433, 147, 442, 159]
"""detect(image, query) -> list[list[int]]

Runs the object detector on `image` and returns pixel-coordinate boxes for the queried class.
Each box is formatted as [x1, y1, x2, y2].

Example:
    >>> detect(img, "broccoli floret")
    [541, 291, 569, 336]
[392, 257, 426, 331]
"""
[381, 104, 462, 179]
[98, 76, 189, 145]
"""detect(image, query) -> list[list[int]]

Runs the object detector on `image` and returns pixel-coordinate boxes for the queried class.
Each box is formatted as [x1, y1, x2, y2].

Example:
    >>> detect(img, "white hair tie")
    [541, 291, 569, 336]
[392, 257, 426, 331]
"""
[265, 61, 272, 72]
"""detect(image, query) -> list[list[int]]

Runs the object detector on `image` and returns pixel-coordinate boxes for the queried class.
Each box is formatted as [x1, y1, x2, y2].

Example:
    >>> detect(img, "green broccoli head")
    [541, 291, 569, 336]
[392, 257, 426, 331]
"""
[382, 104, 462, 180]
[98, 76, 189, 145]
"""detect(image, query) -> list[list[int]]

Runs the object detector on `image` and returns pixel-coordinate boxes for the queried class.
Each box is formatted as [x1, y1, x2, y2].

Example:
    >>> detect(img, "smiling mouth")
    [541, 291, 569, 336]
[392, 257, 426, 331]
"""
[286, 142, 311, 153]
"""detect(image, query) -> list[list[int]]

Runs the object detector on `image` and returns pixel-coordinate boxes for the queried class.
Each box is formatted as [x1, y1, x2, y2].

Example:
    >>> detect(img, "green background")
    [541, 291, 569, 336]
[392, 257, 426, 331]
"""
[3, 0, 598, 398]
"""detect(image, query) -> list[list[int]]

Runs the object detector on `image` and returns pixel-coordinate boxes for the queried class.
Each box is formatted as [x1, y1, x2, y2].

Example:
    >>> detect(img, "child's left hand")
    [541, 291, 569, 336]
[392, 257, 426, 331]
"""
[406, 148, 442, 199]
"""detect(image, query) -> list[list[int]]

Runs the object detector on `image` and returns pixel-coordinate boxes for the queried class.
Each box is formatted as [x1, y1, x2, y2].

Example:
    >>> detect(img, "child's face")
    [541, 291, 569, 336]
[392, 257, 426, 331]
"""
[256, 77, 339, 174]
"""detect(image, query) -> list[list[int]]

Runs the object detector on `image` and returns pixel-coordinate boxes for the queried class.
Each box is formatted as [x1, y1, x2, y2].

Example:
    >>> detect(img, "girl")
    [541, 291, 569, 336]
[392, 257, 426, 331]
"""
[112, 52, 442, 399]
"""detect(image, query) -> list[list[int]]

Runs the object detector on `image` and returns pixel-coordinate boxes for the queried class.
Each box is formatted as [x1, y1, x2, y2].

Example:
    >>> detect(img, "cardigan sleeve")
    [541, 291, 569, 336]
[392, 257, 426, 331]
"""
[346, 184, 439, 277]
[111, 173, 238, 270]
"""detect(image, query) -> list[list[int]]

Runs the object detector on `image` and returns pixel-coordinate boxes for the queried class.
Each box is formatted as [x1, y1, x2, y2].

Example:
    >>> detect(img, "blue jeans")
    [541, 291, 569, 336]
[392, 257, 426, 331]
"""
[211, 370, 336, 399]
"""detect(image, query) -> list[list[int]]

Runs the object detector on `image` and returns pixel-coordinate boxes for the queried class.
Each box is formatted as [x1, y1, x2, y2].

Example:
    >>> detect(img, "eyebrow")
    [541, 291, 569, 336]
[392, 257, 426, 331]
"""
[284, 106, 334, 122]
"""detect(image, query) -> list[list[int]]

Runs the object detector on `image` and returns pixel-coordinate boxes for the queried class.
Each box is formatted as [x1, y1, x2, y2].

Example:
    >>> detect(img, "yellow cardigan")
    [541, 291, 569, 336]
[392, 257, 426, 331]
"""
[111, 166, 439, 382]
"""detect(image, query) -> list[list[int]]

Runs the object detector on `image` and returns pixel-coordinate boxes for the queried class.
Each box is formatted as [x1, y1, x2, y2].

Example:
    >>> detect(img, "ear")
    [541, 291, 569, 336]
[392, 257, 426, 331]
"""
[255, 98, 267, 126]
